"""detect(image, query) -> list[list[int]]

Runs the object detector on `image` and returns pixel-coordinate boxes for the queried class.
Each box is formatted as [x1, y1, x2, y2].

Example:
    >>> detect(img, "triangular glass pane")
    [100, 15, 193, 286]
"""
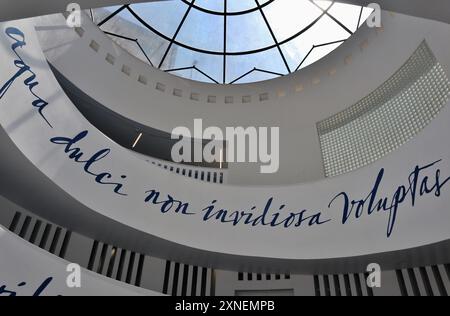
[99, 7, 171, 67]
[359, 7, 375, 27]
[226, 47, 288, 83]
[164, 44, 223, 83]
[280, 15, 350, 71]
[327, 2, 364, 33]
[232, 70, 280, 84]
[300, 42, 343, 69]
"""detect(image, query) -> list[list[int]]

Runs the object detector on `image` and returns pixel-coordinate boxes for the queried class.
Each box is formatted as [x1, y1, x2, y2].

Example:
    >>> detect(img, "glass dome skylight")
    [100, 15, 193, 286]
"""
[92, 0, 373, 84]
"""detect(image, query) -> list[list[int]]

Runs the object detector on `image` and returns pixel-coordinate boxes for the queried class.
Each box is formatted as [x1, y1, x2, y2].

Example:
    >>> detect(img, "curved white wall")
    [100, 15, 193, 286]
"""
[39, 11, 450, 185]
[1, 18, 450, 270]
[0, 225, 161, 296]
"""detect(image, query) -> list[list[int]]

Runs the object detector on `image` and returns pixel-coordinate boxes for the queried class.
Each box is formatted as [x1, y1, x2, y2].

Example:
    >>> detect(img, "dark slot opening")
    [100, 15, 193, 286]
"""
[353, 274, 363, 296]
[181, 264, 189, 296]
[116, 249, 127, 281]
[172, 262, 180, 296]
[49, 227, 62, 254]
[396, 270, 409, 297]
[19, 216, 32, 238]
[87, 241, 99, 271]
[313, 275, 321, 296]
[419, 267, 434, 296]
[191, 266, 198, 296]
[106, 247, 118, 278]
[97, 243, 109, 274]
[162, 260, 172, 295]
[58, 231, 72, 258]
[323, 275, 331, 296]
[39, 224, 52, 249]
[333, 275, 342, 296]
[407, 268, 421, 296]
[29, 220, 42, 244]
[200, 267, 208, 296]
[431, 266, 448, 296]
[343, 274, 352, 296]
[8, 212, 21, 232]
[125, 252, 136, 284]
[135, 254, 145, 287]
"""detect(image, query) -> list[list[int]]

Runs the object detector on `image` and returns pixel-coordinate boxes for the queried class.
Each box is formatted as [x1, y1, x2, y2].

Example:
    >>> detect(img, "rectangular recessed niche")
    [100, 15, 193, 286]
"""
[190, 93, 200, 101]
[74, 27, 84, 37]
[242, 95, 252, 103]
[277, 90, 286, 97]
[121, 65, 131, 76]
[225, 96, 234, 104]
[207, 95, 217, 103]
[173, 89, 183, 97]
[138, 75, 147, 85]
[105, 53, 115, 65]
[89, 40, 100, 52]
[259, 93, 269, 102]
[156, 82, 166, 92]
[295, 84, 304, 92]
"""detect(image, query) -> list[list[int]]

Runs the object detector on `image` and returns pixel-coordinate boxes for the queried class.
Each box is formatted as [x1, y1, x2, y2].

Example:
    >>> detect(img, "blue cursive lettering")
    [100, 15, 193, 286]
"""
[0, 277, 54, 296]
[0, 27, 51, 127]
[329, 160, 450, 237]
[144, 189, 194, 215]
[50, 131, 128, 196]
[201, 197, 330, 229]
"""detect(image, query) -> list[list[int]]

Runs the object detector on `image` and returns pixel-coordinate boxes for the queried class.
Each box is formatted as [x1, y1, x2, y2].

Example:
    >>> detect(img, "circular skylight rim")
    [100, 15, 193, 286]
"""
[96, 0, 372, 84]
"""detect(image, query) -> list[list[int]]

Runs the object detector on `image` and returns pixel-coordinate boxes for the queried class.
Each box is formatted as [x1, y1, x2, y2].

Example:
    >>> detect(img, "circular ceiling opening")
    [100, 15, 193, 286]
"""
[93, 0, 373, 84]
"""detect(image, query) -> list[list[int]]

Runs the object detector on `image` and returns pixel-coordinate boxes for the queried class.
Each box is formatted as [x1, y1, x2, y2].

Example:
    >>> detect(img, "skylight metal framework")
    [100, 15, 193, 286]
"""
[96, 0, 371, 84]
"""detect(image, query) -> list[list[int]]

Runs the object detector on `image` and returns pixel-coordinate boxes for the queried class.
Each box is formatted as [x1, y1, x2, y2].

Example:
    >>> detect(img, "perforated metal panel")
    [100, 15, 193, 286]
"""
[318, 41, 450, 177]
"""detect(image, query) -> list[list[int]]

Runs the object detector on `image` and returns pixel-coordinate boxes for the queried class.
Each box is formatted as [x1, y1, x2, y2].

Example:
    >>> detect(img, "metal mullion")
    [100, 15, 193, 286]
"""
[230, 68, 283, 84]
[103, 31, 154, 67]
[255, 0, 291, 74]
[165, 66, 195, 73]
[97, 5, 128, 27]
[230, 68, 256, 84]
[165, 66, 219, 84]
[314, 39, 346, 48]
[136, 40, 154, 67]
[296, 46, 315, 71]
[295, 39, 346, 71]
[309, 0, 353, 35]
[223, 0, 227, 84]
[158, 0, 197, 69]
[254, 68, 284, 77]
[357, 6, 364, 29]
[104, 31, 137, 42]
[195, 66, 220, 84]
